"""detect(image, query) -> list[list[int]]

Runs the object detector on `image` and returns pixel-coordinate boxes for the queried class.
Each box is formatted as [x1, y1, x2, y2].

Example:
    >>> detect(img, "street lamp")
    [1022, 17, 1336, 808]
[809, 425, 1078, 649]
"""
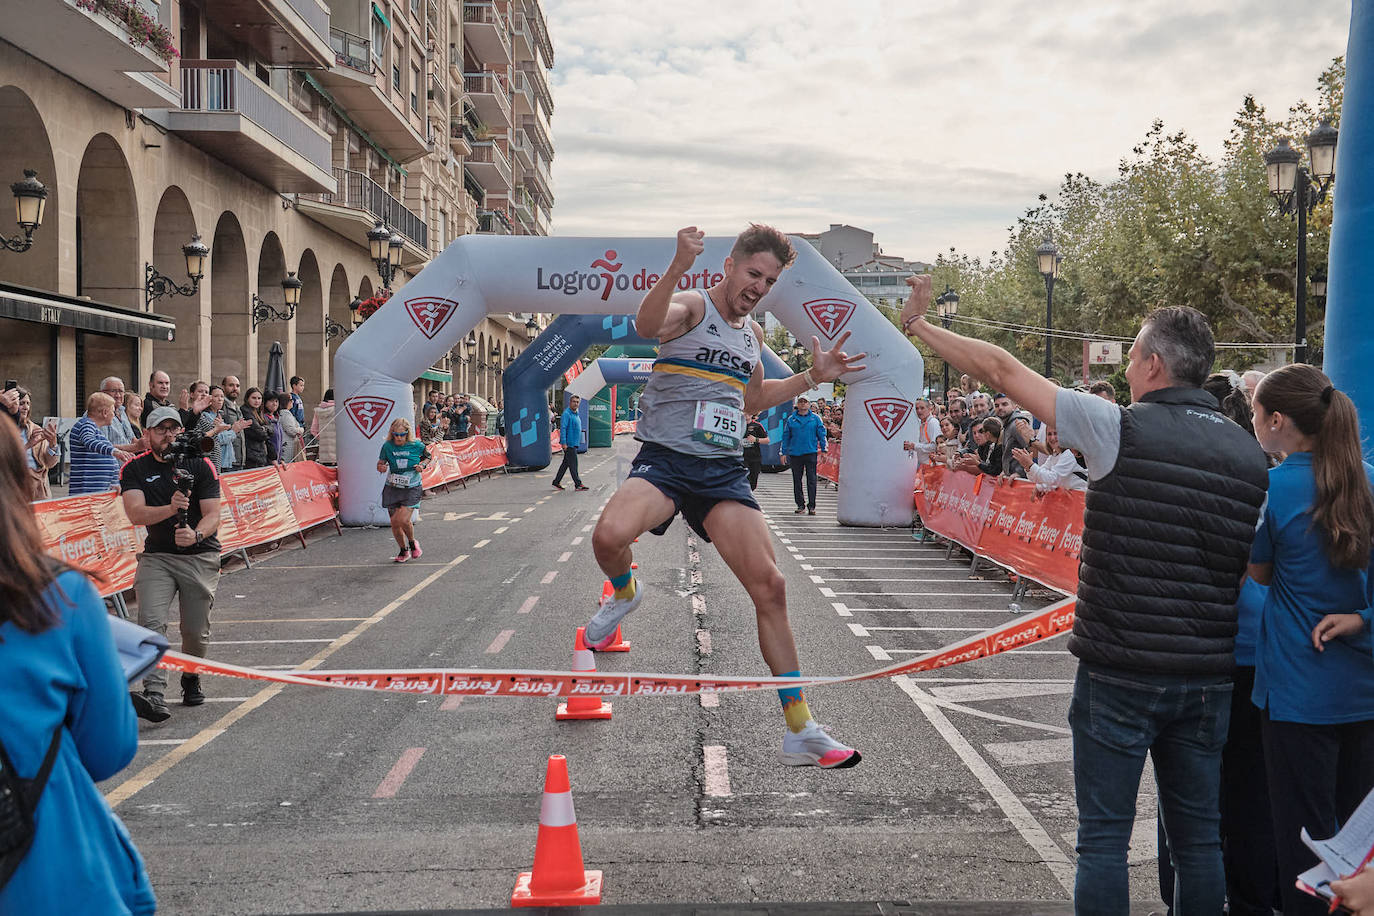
[524, 315, 539, 340]
[325, 293, 359, 343]
[1264, 119, 1338, 363]
[251, 272, 302, 331]
[791, 341, 808, 374]
[3, 169, 48, 253]
[145, 234, 210, 306]
[368, 220, 406, 289]
[1036, 238, 1061, 378]
[935, 286, 959, 396]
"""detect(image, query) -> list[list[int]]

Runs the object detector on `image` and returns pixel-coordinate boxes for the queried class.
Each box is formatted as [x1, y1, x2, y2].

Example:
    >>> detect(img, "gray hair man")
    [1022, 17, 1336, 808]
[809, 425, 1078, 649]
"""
[900, 276, 1268, 916]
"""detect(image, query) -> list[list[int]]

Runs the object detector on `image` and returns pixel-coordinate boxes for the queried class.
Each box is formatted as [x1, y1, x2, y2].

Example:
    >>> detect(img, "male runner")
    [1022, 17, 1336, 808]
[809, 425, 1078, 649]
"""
[586, 225, 867, 768]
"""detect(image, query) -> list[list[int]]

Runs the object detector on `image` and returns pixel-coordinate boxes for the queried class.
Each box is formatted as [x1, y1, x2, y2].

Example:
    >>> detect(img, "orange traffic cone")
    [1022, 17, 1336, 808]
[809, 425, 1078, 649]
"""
[556, 628, 613, 720]
[511, 755, 603, 907]
[595, 581, 631, 652]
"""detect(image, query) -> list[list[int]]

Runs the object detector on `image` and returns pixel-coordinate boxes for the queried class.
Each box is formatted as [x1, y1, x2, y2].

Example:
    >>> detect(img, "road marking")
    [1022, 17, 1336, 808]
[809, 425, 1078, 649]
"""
[696, 629, 712, 655]
[809, 575, 826, 584]
[864, 625, 1009, 632]
[818, 587, 836, 598]
[541, 571, 557, 584]
[212, 638, 335, 645]
[202, 697, 253, 703]
[895, 677, 1075, 894]
[517, 596, 539, 615]
[523, 507, 535, 513]
[848, 623, 869, 637]
[558, 551, 572, 562]
[440, 696, 465, 711]
[502, 564, 530, 585]
[486, 629, 515, 654]
[571, 536, 584, 546]
[866, 645, 891, 661]
[885, 648, 1071, 656]
[494, 526, 509, 534]
[106, 553, 470, 809]
[139, 738, 188, 746]
[936, 701, 1073, 735]
[847, 608, 1032, 614]
[207, 618, 369, 624]
[836, 588, 1017, 594]
[474, 511, 511, 521]
[983, 739, 1075, 768]
[930, 682, 1076, 703]
[832, 602, 852, 617]
[800, 564, 813, 571]
[700, 693, 720, 708]
[703, 745, 731, 797]
[373, 747, 426, 798]
[443, 511, 475, 521]
[582, 524, 594, 532]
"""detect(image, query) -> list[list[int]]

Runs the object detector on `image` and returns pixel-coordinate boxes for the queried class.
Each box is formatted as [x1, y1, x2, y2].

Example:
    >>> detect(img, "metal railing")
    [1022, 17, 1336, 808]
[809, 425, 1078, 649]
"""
[468, 140, 512, 187]
[178, 61, 331, 174]
[511, 11, 532, 51]
[478, 207, 513, 235]
[525, 0, 553, 66]
[428, 71, 446, 108]
[303, 167, 428, 250]
[520, 113, 552, 161]
[464, 70, 512, 121]
[510, 127, 532, 163]
[462, 2, 512, 58]
[330, 28, 371, 72]
[517, 60, 552, 115]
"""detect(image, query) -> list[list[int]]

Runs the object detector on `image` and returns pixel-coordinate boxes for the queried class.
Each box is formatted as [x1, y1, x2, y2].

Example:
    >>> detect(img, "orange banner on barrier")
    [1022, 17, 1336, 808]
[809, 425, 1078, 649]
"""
[551, 429, 562, 453]
[817, 440, 841, 482]
[415, 436, 509, 489]
[33, 491, 142, 597]
[276, 462, 338, 531]
[613, 420, 637, 436]
[218, 467, 302, 552]
[915, 465, 1083, 595]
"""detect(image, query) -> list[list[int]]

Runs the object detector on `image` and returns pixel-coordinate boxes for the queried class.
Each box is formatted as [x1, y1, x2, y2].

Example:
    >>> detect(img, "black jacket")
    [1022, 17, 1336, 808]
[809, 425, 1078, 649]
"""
[1070, 387, 1269, 675]
[242, 411, 275, 467]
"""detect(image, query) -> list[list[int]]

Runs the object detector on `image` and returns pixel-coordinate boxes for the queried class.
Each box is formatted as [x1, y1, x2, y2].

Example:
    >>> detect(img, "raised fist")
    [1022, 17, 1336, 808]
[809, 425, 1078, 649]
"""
[674, 226, 705, 268]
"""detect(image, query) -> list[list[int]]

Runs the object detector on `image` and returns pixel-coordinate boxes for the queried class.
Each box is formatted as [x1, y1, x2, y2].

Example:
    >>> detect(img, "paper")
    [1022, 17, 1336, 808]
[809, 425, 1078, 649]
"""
[108, 615, 169, 684]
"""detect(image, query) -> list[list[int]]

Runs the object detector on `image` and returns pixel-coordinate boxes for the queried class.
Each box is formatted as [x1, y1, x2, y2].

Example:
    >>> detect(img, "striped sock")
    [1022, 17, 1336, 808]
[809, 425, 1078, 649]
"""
[777, 670, 813, 734]
[610, 569, 635, 600]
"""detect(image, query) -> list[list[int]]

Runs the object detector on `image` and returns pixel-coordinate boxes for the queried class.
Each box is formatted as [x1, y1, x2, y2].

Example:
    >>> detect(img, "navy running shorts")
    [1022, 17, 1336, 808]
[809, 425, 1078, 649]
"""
[627, 441, 761, 542]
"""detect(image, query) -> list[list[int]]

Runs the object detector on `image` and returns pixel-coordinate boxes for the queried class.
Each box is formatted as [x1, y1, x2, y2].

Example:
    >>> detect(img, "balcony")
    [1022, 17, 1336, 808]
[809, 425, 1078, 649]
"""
[426, 0, 442, 42]
[517, 59, 553, 117]
[297, 168, 430, 267]
[200, 0, 332, 68]
[313, 36, 430, 161]
[466, 140, 513, 192]
[449, 119, 473, 156]
[525, 0, 554, 68]
[462, 2, 511, 64]
[427, 71, 448, 119]
[512, 185, 534, 225]
[168, 61, 332, 193]
[510, 69, 534, 117]
[511, 11, 534, 60]
[534, 203, 551, 236]
[510, 128, 534, 173]
[462, 167, 486, 207]
[2, 0, 181, 109]
[520, 113, 553, 163]
[463, 71, 511, 128]
[478, 207, 513, 235]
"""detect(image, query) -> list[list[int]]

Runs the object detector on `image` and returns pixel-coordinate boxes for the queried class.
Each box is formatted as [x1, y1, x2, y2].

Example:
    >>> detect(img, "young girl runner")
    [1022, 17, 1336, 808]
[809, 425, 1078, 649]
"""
[376, 418, 431, 563]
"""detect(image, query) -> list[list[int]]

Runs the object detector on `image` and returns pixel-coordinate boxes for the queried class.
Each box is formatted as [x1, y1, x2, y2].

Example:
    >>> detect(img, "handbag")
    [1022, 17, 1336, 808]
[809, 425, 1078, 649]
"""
[0, 727, 63, 889]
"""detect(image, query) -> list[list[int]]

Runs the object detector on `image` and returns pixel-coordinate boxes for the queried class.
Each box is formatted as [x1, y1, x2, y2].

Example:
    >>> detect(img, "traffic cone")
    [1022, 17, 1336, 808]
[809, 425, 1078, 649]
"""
[511, 754, 603, 907]
[595, 581, 630, 652]
[556, 628, 613, 720]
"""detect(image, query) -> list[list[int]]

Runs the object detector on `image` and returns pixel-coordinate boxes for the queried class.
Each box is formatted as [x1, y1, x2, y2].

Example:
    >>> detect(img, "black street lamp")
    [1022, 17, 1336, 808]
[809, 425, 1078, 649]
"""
[1264, 119, 1338, 364]
[251, 272, 303, 331]
[1036, 239, 1062, 378]
[3, 169, 48, 254]
[524, 314, 539, 340]
[790, 340, 808, 374]
[935, 286, 959, 396]
[145, 234, 210, 306]
[367, 220, 406, 289]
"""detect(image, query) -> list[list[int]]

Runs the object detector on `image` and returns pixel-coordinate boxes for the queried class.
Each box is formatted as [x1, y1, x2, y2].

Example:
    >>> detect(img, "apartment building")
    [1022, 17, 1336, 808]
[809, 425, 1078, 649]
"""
[0, 0, 554, 420]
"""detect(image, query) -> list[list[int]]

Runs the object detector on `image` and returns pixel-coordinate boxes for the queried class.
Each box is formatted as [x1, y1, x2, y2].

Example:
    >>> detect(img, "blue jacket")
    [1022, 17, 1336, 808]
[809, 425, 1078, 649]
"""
[68, 416, 121, 495]
[781, 410, 827, 456]
[0, 570, 155, 915]
[560, 407, 583, 450]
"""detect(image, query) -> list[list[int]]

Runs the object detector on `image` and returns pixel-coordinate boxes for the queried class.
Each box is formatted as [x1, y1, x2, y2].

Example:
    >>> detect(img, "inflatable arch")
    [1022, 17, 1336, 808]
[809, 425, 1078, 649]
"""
[333, 236, 926, 526]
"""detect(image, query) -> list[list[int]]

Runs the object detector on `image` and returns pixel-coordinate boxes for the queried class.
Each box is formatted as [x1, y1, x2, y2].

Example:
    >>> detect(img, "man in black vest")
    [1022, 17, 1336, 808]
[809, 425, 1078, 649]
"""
[900, 276, 1268, 916]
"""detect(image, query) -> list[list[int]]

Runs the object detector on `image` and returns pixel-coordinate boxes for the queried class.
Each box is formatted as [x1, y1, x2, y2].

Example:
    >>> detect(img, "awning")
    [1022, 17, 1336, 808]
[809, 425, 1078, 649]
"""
[418, 368, 452, 383]
[371, 2, 391, 30]
[0, 282, 176, 341]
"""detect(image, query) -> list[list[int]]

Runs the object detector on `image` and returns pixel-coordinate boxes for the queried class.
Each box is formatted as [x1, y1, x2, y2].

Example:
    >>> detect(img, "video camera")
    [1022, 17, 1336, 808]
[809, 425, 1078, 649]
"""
[163, 428, 213, 527]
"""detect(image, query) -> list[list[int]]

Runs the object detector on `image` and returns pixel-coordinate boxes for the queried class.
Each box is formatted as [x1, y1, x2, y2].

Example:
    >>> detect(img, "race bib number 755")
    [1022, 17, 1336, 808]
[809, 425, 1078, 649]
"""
[692, 400, 744, 449]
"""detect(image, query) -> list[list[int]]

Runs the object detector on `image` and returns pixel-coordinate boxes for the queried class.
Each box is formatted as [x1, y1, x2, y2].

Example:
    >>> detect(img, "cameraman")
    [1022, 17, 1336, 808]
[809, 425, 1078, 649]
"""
[120, 406, 221, 721]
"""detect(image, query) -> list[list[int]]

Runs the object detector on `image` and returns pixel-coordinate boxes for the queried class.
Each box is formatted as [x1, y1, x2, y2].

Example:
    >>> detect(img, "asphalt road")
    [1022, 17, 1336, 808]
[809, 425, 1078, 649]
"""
[108, 440, 1163, 914]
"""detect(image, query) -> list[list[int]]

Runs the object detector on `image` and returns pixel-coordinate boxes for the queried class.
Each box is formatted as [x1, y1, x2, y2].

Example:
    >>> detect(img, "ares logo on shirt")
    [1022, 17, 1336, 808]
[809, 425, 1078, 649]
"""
[343, 396, 396, 439]
[692, 347, 754, 376]
[404, 297, 460, 339]
[802, 298, 857, 339]
[864, 397, 913, 440]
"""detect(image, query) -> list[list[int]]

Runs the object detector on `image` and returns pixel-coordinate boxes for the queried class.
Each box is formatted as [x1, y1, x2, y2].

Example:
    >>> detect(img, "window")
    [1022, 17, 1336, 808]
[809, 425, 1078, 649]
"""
[410, 64, 420, 113]
[392, 62, 401, 93]
[410, 0, 420, 16]
[371, 9, 386, 60]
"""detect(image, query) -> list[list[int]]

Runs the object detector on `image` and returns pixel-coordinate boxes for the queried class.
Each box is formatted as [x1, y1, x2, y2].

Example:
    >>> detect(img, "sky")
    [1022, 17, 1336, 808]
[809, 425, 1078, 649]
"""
[541, 0, 1352, 264]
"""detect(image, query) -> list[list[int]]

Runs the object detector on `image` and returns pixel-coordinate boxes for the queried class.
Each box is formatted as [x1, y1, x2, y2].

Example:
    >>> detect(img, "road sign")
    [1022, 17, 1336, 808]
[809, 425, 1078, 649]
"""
[1087, 341, 1122, 364]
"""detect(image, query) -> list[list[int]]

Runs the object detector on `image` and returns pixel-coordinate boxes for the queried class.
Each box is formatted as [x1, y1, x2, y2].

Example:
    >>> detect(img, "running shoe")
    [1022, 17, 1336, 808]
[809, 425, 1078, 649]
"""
[409, 540, 422, 559]
[585, 581, 643, 650]
[574, 485, 590, 491]
[794, 507, 805, 514]
[780, 720, 862, 769]
[394, 549, 409, 564]
[551, 481, 564, 490]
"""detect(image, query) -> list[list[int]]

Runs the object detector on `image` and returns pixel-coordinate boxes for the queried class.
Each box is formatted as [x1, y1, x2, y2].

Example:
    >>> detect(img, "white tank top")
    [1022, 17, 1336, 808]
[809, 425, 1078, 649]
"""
[635, 288, 758, 458]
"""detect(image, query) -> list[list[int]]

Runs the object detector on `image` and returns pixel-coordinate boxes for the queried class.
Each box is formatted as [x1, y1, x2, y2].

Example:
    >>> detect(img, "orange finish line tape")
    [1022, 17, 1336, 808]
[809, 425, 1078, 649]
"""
[161, 597, 1075, 698]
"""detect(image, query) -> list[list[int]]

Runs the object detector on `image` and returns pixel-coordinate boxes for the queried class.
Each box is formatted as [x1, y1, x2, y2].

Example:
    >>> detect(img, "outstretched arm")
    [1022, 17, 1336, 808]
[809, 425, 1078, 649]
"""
[636, 227, 706, 341]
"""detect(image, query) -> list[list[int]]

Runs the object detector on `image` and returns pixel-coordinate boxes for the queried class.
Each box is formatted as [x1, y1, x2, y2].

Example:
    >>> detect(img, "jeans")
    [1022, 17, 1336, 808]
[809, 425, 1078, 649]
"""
[789, 452, 818, 509]
[552, 447, 581, 486]
[1069, 663, 1232, 916]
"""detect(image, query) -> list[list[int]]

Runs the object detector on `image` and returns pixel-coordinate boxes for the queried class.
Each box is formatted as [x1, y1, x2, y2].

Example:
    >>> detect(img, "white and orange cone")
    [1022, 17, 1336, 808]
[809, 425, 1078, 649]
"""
[555, 628, 613, 720]
[510, 754, 603, 907]
[595, 581, 631, 652]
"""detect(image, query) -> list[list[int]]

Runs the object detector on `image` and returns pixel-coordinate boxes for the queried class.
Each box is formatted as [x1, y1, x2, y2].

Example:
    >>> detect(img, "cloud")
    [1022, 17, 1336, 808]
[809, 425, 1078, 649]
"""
[542, 0, 1351, 260]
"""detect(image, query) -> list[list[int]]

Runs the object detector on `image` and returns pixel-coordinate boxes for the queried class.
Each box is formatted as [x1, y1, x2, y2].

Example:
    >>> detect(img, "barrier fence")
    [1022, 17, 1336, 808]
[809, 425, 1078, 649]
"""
[817, 439, 841, 482]
[33, 435, 511, 598]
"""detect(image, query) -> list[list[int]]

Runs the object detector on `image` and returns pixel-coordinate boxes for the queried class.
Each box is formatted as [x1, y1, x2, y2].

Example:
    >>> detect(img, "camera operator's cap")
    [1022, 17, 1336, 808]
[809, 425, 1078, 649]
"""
[146, 406, 183, 429]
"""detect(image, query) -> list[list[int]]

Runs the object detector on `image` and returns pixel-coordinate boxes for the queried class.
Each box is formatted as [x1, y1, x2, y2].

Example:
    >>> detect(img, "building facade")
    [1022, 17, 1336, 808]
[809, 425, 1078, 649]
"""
[0, 0, 555, 419]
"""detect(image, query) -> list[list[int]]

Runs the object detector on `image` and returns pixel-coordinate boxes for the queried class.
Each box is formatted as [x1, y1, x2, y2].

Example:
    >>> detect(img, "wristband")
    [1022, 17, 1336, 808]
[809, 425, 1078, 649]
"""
[802, 368, 817, 388]
[901, 315, 924, 334]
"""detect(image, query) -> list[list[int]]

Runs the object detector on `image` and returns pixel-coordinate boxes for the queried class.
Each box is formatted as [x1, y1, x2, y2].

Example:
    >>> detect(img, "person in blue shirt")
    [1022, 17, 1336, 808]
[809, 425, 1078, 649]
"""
[780, 396, 827, 514]
[552, 393, 588, 491]
[0, 417, 155, 915]
[1247, 363, 1374, 916]
[376, 418, 432, 563]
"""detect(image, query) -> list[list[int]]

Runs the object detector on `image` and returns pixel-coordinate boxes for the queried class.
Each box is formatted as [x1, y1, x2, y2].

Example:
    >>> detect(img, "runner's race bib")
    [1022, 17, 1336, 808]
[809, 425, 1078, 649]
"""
[386, 473, 412, 488]
[692, 400, 744, 449]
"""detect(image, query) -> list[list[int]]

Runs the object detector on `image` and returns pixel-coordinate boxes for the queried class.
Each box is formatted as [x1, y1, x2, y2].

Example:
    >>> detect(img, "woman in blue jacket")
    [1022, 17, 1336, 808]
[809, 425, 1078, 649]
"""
[1248, 364, 1374, 916]
[0, 424, 154, 915]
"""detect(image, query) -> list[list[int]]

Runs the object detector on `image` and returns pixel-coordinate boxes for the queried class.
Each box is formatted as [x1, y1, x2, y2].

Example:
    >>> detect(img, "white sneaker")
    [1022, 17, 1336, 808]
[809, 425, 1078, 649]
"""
[780, 720, 861, 769]
[585, 581, 642, 650]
